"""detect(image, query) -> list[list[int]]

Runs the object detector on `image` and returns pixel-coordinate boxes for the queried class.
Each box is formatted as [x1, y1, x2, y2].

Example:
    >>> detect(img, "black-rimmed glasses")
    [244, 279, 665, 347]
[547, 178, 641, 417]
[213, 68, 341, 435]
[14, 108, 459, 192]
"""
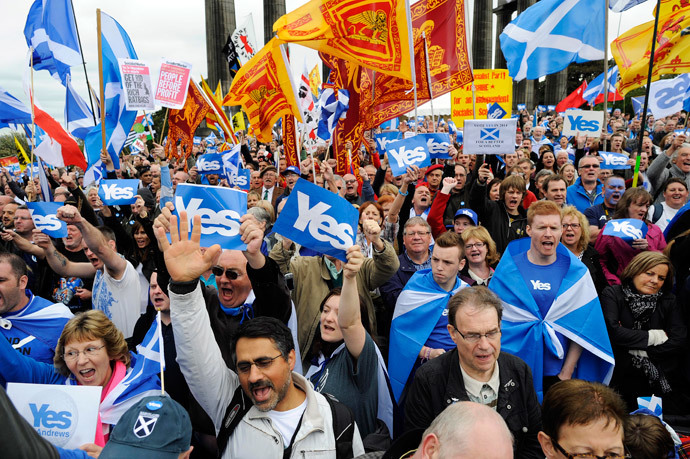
[551, 438, 631, 459]
[236, 354, 283, 374]
[450, 326, 501, 343]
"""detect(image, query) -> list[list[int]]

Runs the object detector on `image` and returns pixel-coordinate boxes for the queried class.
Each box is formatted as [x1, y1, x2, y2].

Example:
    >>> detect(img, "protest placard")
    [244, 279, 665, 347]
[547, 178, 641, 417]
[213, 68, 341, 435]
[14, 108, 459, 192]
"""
[463, 119, 518, 155]
[385, 136, 432, 176]
[562, 110, 604, 136]
[416, 133, 452, 159]
[98, 179, 139, 205]
[118, 59, 154, 110]
[451, 69, 512, 126]
[154, 60, 192, 109]
[602, 219, 648, 245]
[27, 202, 68, 238]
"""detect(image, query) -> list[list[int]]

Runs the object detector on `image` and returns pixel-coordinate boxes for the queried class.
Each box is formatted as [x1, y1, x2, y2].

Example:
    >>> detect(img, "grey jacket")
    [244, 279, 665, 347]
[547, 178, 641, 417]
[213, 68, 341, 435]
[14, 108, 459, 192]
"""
[646, 151, 690, 196]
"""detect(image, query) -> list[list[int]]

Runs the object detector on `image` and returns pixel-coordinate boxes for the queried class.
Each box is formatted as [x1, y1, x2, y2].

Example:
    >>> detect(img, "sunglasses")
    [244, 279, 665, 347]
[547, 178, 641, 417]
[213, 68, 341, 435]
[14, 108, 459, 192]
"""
[211, 266, 241, 280]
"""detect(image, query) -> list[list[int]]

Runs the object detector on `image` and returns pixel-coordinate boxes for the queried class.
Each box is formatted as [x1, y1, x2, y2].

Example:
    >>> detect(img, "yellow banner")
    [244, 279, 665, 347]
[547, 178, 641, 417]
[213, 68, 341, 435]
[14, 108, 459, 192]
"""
[451, 69, 512, 127]
[232, 111, 246, 131]
[309, 64, 321, 97]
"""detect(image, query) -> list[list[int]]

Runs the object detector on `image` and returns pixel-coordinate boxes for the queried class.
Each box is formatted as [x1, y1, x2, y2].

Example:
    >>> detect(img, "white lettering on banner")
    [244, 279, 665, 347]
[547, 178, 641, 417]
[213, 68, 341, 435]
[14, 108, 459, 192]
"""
[230, 174, 248, 187]
[376, 136, 396, 151]
[609, 221, 643, 239]
[530, 280, 551, 291]
[31, 213, 62, 232]
[388, 146, 426, 168]
[426, 138, 450, 156]
[566, 115, 599, 132]
[197, 159, 220, 172]
[175, 197, 240, 237]
[101, 184, 134, 200]
[600, 152, 628, 167]
[293, 191, 354, 250]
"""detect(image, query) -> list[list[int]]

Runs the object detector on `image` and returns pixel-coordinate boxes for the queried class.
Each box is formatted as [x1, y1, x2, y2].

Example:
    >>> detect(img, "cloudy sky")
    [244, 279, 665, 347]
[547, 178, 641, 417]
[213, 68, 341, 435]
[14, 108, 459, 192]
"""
[0, 0, 655, 128]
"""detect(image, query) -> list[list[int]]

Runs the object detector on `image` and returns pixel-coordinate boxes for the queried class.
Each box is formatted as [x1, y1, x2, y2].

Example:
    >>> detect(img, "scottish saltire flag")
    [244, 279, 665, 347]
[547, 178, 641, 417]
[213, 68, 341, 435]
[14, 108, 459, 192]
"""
[490, 239, 614, 400]
[583, 66, 619, 106]
[0, 87, 32, 125]
[610, 0, 649, 12]
[65, 76, 95, 139]
[35, 157, 53, 202]
[135, 313, 165, 381]
[317, 88, 349, 141]
[84, 11, 138, 169]
[23, 0, 82, 85]
[222, 144, 241, 179]
[83, 160, 104, 187]
[500, 0, 605, 81]
[631, 96, 647, 115]
[389, 270, 468, 401]
[637, 396, 663, 418]
[204, 131, 217, 146]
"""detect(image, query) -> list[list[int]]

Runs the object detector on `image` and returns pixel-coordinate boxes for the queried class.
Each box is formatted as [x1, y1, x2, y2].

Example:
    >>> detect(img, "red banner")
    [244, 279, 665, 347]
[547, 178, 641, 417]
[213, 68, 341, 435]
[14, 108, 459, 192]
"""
[282, 116, 299, 167]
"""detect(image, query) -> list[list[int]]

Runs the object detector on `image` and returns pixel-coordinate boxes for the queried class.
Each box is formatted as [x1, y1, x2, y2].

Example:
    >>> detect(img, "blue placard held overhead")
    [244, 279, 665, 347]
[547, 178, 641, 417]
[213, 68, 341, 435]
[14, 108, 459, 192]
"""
[602, 219, 648, 245]
[173, 184, 247, 250]
[26, 202, 68, 238]
[374, 132, 401, 155]
[228, 168, 251, 191]
[416, 133, 452, 159]
[385, 136, 432, 176]
[599, 151, 631, 170]
[98, 179, 139, 205]
[486, 102, 507, 120]
[517, 103, 526, 111]
[273, 179, 358, 262]
[195, 153, 224, 175]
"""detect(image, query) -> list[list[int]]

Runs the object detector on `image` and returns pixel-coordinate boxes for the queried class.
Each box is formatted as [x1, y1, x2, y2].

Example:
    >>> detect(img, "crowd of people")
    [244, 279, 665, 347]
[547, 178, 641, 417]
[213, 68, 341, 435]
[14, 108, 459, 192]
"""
[1, 106, 689, 458]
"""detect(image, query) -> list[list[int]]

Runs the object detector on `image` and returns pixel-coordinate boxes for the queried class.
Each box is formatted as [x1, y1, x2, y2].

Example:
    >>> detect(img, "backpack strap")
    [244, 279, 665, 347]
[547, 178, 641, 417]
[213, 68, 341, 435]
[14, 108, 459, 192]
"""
[217, 386, 253, 458]
[323, 393, 355, 459]
[651, 204, 664, 224]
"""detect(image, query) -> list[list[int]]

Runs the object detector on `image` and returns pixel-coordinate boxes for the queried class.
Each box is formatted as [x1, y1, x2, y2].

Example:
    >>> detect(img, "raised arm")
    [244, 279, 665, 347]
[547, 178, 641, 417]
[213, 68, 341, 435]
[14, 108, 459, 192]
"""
[339, 246, 367, 359]
[0, 230, 44, 259]
[33, 229, 96, 278]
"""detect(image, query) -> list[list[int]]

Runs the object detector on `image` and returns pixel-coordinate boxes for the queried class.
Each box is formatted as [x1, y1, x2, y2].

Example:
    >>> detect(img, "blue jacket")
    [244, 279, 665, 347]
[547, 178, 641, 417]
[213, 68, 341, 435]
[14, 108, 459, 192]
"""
[379, 252, 428, 310]
[566, 177, 603, 213]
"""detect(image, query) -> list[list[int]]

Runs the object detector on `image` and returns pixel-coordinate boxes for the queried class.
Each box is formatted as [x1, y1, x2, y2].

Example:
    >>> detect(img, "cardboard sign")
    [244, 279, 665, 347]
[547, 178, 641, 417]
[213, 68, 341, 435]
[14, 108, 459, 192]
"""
[374, 132, 402, 154]
[26, 202, 68, 238]
[273, 179, 358, 262]
[173, 184, 246, 250]
[97, 179, 139, 205]
[7, 383, 101, 449]
[451, 69, 512, 126]
[562, 110, 605, 136]
[385, 136, 432, 176]
[602, 219, 648, 245]
[228, 168, 251, 191]
[462, 119, 518, 155]
[154, 60, 192, 109]
[599, 151, 631, 170]
[417, 133, 452, 159]
[195, 153, 224, 175]
[118, 59, 154, 111]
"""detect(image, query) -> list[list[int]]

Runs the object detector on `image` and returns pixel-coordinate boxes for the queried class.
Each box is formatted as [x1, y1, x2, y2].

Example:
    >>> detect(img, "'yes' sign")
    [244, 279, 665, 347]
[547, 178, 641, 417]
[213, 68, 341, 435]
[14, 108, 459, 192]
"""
[374, 132, 401, 154]
[97, 179, 139, 205]
[26, 202, 68, 238]
[416, 133, 452, 159]
[273, 179, 358, 261]
[599, 151, 631, 170]
[195, 153, 224, 174]
[562, 110, 604, 136]
[228, 168, 251, 191]
[602, 218, 648, 244]
[385, 136, 431, 176]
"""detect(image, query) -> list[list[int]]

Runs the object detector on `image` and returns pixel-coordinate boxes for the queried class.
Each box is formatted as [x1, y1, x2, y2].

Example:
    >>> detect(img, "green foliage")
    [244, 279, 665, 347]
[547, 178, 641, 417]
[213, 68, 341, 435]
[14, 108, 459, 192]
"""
[0, 132, 30, 161]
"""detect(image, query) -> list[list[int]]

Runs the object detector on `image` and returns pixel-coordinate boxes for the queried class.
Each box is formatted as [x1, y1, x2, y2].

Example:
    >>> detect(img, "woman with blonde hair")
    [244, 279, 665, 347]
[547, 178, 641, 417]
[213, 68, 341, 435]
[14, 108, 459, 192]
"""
[560, 206, 607, 292]
[558, 163, 577, 187]
[460, 226, 499, 286]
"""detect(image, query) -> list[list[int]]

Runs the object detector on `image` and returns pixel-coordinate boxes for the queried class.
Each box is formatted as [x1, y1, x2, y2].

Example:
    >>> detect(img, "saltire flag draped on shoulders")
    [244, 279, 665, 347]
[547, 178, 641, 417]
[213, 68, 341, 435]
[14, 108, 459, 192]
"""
[0, 87, 32, 125]
[226, 38, 303, 143]
[165, 81, 210, 161]
[282, 116, 299, 167]
[555, 80, 588, 112]
[84, 11, 138, 170]
[23, 0, 82, 85]
[65, 75, 95, 139]
[388, 269, 468, 401]
[489, 238, 615, 401]
[500, 0, 605, 81]
[583, 66, 622, 106]
[33, 101, 87, 169]
[273, 0, 413, 80]
[613, 6, 690, 95]
[364, 0, 473, 130]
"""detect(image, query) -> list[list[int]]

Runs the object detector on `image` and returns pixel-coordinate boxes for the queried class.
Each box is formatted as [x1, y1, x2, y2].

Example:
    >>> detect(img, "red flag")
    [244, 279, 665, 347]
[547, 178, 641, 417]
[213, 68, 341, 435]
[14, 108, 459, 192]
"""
[593, 89, 624, 105]
[33, 105, 87, 170]
[555, 80, 588, 113]
[282, 116, 299, 167]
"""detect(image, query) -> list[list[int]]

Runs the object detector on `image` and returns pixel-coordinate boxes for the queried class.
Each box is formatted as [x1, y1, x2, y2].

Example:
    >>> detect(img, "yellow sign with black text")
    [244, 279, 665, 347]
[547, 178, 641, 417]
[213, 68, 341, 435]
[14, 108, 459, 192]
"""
[451, 69, 512, 126]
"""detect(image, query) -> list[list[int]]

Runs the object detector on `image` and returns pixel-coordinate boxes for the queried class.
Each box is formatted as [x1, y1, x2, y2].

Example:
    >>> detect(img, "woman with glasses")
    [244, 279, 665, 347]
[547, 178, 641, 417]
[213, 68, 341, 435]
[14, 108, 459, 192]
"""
[460, 226, 499, 286]
[560, 207, 607, 293]
[0, 310, 160, 447]
[601, 252, 688, 413]
[538, 379, 630, 459]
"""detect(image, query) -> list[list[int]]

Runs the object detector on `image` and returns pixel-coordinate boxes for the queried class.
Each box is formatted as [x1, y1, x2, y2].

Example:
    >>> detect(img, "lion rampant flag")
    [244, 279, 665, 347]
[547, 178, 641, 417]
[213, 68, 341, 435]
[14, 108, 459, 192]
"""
[226, 38, 302, 143]
[274, 0, 413, 80]
[613, 6, 690, 94]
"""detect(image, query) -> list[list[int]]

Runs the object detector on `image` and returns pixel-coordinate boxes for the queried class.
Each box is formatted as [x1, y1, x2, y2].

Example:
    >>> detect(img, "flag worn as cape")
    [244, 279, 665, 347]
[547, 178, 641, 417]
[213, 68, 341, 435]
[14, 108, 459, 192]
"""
[389, 269, 467, 401]
[489, 238, 615, 401]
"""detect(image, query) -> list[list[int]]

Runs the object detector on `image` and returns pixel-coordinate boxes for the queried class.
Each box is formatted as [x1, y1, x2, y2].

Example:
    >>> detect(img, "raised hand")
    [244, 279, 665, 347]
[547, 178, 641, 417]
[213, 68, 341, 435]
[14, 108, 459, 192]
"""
[441, 177, 457, 194]
[343, 245, 364, 279]
[57, 205, 83, 225]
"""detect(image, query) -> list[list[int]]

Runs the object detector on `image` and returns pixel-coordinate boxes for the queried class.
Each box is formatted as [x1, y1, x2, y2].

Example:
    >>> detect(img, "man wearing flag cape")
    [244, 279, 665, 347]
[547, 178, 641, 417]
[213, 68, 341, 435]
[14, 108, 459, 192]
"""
[490, 201, 614, 401]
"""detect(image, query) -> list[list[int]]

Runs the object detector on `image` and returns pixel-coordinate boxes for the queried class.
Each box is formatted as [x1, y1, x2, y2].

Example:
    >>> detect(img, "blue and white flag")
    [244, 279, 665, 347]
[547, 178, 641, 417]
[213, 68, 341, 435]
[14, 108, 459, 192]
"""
[135, 313, 165, 380]
[84, 11, 138, 169]
[447, 120, 458, 135]
[317, 88, 349, 141]
[637, 395, 663, 418]
[602, 218, 648, 244]
[385, 136, 432, 177]
[389, 269, 468, 401]
[374, 132, 402, 155]
[173, 184, 247, 251]
[583, 66, 619, 106]
[631, 96, 648, 116]
[228, 168, 251, 191]
[487, 102, 508, 120]
[26, 202, 67, 238]
[537, 105, 547, 112]
[517, 103, 526, 111]
[0, 87, 32, 125]
[273, 179, 357, 262]
[23, 0, 82, 85]
[648, 74, 690, 119]
[500, 0, 605, 81]
[610, 0, 649, 12]
[599, 151, 631, 170]
[65, 76, 95, 139]
[417, 133, 452, 159]
[193, 136, 202, 146]
[83, 160, 105, 187]
[221, 144, 241, 179]
[159, 164, 173, 208]
[379, 118, 399, 130]
[204, 132, 217, 146]
[195, 153, 224, 175]
[35, 157, 52, 202]
[489, 238, 615, 401]
[98, 179, 139, 205]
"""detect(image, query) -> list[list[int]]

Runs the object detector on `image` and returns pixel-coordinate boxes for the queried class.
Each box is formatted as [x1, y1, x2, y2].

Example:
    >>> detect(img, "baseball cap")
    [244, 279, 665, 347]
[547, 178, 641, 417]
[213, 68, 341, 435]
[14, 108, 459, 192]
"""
[282, 165, 300, 176]
[454, 208, 478, 226]
[99, 396, 191, 459]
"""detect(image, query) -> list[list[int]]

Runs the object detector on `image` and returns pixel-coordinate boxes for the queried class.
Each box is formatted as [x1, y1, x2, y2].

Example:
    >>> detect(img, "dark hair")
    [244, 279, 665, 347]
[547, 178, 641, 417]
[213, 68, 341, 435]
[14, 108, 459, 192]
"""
[542, 174, 567, 194]
[613, 187, 652, 220]
[542, 380, 627, 442]
[662, 177, 688, 193]
[232, 317, 295, 363]
[98, 225, 117, 244]
[624, 414, 675, 459]
[358, 201, 383, 228]
[434, 230, 464, 260]
[0, 252, 28, 279]
[447, 286, 503, 329]
[487, 178, 502, 199]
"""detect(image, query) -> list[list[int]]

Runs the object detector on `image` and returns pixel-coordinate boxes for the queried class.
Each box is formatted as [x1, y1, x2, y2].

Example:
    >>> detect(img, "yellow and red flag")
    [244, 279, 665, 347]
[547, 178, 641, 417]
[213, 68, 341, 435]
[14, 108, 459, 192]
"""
[199, 77, 237, 143]
[274, 0, 412, 80]
[166, 81, 210, 161]
[309, 64, 321, 97]
[226, 38, 303, 143]
[232, 111, 246, 132]
[282, 116, 300, 167]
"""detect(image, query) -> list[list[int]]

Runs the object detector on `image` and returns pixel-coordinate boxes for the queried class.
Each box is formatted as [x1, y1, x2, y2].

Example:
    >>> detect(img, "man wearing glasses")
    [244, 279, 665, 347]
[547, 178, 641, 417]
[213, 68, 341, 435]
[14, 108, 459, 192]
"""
[405, 286, 543, 459]
[565, 156, 604, 213]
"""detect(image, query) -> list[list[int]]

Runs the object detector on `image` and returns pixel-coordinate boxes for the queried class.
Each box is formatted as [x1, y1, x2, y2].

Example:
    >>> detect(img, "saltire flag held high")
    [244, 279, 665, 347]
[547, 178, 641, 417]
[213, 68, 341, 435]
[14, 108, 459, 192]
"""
[0, 87, 32, 125]
[23, 0, 82, 85]
[317, 88, 350, 141]
[84, 11, 138, 169]
[226, 38, 303, 143]
[583, 66, 623, 106]
[65, 75, 95, 139]
[555, 80, 588, 112]
[489, 238, 615, 401]
[500, 0, 605, 81]
[609, 0, 650, 12]
[273, 0, 413, 80]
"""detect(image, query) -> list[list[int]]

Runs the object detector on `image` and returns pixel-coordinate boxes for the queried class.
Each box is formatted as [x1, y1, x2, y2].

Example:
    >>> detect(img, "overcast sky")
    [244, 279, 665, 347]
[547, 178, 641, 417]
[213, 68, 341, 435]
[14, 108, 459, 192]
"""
[0, 0, 655, 128]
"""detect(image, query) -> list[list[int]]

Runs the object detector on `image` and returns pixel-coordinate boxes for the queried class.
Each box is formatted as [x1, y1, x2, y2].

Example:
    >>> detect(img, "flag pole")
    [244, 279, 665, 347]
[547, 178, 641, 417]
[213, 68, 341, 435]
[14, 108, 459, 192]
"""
[423, 32, 436, 132]
[156, 311, 165, 395]
[404, 0, 418, 134]
[633, 0, 662, 188]
[142, 110, 155, 140]
[29, 47, 36, 184]
[601, 0, 610, 152]
[69, 0, 97, 124]
[97, 9, 107, 158]
[159, 107, 169, 144]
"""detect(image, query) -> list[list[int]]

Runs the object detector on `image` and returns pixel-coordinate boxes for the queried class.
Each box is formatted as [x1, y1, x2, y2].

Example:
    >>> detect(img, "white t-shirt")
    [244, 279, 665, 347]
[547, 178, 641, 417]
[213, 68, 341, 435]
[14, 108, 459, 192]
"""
[267, 398, 307, 448]
[648, 202, 679, 232]
[92, 260, 142, 338]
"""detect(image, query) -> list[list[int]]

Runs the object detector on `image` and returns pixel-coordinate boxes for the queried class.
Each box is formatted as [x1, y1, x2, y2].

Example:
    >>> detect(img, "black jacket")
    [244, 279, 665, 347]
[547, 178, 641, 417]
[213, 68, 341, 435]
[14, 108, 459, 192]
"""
[470, 180, 528, 255]
[405, 349, 543, 459]
[580, 245, 608, 294]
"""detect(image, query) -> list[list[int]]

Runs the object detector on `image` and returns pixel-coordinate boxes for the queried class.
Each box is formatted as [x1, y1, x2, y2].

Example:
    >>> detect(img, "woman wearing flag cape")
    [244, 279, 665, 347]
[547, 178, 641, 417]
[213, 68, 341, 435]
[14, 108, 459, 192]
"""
[0, 310, 161, 447]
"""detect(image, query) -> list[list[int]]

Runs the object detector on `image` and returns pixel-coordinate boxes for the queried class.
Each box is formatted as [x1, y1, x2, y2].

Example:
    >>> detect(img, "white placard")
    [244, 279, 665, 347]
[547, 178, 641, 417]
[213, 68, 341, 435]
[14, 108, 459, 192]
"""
[118, 59, 155, 111]
[7, 383, 101, 449]
[462, 119, 518, 155]
[562, 110, 604, 136]
[154, 60, 193, 110]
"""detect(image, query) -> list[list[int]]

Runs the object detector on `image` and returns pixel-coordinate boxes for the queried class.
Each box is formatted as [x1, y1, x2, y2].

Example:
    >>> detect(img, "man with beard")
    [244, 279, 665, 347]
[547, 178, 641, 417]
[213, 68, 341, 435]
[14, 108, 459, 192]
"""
[584, 175, 625, 239]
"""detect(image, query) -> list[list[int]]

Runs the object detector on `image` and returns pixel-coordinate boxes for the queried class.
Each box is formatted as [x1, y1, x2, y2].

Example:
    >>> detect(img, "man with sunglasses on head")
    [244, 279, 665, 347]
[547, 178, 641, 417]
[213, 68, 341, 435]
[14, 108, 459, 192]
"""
[405, 286, 543, 459]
